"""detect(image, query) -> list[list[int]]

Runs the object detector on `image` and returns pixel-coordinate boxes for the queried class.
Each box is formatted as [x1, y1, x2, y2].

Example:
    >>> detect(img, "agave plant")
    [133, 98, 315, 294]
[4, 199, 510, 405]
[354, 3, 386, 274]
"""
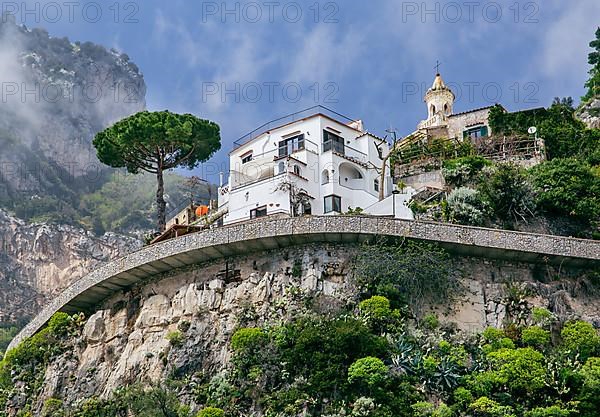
[391, 339, 422, 376]
[432, 357, 462, 391]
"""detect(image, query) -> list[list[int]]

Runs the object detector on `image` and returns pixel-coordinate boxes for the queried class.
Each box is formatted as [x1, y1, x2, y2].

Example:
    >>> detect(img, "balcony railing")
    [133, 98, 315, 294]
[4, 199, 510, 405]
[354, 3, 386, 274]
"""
[233, 105, 359, 150]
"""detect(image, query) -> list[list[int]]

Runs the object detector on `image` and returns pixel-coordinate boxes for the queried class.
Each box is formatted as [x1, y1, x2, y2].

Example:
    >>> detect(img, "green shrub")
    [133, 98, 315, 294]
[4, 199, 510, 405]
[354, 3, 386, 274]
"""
[521, 326, 551, 349]
[486, 348, 547, 395]
[577, 357, 600, 417]
[230, 328, 266, 352]
[560, 321, 600, 360]
[359, 296, 392, 320]
[422, 313, 440, 330]
[531, 307, 555, 327]
[411, 401, 435, 416]
[197, 407, 225, 417]
[469, 396, 516, 417]
[348, 357, 388, 388]
[166, 330, 185, 347]
[482, 327, 515, 351]
[41, 398, 64, 417]
[453, 387, 474, 408]
[524, 405, 573, 417]
[478, 163, 535, 222]
[445, 187, 488, 226]
[443, 155, 492, 186]
[358, 296, 402, 333]
[530, 158, 600, 222]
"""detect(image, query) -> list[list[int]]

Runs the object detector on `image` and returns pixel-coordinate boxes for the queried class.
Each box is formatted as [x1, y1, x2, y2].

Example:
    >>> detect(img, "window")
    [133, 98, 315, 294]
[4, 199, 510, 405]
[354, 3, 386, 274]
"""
[323, 130, 345, 154]
[241, 152, 253, 164]
[250, 206, 267, 219]
[322, 170, 330, 184]
[278, 134, 305, 157]
[463, 125, 489, 140]
[374, 178, 380, 192]
[278, 161, 286, 174]
[324, 195, 341, 213]
[293, 165, 302, 176]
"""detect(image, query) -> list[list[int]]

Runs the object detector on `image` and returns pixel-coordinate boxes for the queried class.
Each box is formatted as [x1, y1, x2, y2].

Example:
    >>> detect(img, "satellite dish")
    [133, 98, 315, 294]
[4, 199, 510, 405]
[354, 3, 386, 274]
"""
[528, 126, 537, 135]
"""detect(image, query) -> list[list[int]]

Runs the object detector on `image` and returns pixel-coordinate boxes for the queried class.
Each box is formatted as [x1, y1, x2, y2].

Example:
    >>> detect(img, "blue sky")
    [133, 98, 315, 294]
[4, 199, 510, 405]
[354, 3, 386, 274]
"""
[9, 0, 600, 181]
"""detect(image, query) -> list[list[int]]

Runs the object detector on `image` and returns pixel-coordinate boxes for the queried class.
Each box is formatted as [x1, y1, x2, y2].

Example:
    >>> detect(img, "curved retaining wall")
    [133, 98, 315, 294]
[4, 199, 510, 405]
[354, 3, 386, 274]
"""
[9, 216, 600, 351]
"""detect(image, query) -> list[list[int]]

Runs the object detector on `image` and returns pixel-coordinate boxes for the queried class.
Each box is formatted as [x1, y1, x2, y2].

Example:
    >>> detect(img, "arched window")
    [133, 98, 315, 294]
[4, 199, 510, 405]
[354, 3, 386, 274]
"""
[374, 178, 380, 192]
[293, 165, 302, 176]
[322, 170, 330, 184]
[278, 161, 285, 175]
[431, 104, 436, 115]
[444, 103, 449, 114]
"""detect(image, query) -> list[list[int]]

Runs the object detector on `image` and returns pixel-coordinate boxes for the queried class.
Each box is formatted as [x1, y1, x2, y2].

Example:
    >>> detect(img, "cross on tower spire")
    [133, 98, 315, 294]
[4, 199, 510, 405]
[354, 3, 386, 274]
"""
[434, 60, 441, 75]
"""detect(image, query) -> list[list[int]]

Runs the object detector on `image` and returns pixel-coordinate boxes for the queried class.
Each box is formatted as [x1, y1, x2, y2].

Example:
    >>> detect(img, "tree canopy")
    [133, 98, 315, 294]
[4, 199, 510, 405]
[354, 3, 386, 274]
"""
[93, 111, 220, 231]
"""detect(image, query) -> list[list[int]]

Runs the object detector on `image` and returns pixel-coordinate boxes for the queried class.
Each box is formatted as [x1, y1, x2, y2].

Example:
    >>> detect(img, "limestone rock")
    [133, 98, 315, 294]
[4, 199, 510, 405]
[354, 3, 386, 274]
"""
[577, 97, 600, 129]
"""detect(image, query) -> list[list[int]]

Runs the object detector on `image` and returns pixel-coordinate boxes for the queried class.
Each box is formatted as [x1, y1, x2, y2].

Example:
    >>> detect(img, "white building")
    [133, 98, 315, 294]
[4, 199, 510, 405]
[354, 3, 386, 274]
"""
[217, 107, 414, 225]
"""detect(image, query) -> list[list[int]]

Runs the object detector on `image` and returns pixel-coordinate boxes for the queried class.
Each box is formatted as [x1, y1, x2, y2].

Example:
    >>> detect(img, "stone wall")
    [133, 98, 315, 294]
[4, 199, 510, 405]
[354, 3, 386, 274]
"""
[9, 216, 600, 351]
[25, 242, 599, 413]
[447, 108, 492, 139]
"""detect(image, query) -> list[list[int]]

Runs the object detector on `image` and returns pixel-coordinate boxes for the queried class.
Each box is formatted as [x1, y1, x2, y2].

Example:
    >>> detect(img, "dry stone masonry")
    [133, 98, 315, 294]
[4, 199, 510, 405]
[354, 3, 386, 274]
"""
[9, 216, 600, 350]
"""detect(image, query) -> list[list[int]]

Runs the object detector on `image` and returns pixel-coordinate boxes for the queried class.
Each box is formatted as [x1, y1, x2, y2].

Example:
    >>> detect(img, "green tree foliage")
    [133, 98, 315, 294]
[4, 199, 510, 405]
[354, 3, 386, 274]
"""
[560, 321, 600, 360]
[521, 326, 551, 350]
[0, 326, 19, 358]
[353, 240, 456, 314]
[442, 155, 492, 186]
[230, 328, 266, 352]
[524, 405, 574, 417]
[489, 104, 600, 163]
[486, 347, 547, 395]
[478, 163, 536, 223]
[577, 357, 600, 417]
[0, 313, 75, 415]
[347, 357, 388, 388]
[93, 111, 220, 231]
[196, 407, 225, 417]
[530, 158, 600, 222]
[469, 396, 516, 417]
[80, 171, 196, 234]
[583, 27, 600, 102]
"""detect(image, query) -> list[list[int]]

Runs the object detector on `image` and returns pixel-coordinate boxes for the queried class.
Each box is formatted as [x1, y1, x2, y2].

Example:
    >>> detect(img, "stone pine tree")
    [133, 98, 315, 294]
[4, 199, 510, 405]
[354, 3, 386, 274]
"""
[584, 26, 600, 102]
[93, 111, 221, 232]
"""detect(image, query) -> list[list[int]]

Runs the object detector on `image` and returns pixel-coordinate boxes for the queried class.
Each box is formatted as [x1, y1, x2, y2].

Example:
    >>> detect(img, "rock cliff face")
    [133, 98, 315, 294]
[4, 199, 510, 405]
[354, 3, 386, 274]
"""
[14, 243, 598, 414]
[0, 209, 139, 325]
[0, 19, 145, 327]
[577, 97, 600, 129]
[0, 16, 146, 205]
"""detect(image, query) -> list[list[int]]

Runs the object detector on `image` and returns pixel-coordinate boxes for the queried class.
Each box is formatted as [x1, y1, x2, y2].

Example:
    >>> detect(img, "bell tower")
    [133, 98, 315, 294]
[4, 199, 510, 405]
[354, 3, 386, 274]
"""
[424, 72, 455, 121]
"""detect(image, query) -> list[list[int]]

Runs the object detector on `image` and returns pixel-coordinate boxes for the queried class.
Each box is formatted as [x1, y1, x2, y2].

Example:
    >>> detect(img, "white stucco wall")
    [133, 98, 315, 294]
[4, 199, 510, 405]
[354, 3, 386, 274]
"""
[219, 113, 394, 225]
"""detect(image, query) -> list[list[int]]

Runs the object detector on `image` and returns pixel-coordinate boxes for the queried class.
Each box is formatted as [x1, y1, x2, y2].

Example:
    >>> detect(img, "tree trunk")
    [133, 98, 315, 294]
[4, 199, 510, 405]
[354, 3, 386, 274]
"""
[156, 168, 166, 232]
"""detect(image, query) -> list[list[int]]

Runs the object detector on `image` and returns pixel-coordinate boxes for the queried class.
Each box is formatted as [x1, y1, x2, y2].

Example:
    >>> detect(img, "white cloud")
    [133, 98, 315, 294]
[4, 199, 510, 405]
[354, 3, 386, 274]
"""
[535, 1, 600, 91]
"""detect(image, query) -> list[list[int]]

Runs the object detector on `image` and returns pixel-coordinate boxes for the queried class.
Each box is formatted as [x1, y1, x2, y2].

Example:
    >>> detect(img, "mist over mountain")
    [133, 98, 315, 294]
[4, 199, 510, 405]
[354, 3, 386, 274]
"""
[0, 15, 146, 223]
